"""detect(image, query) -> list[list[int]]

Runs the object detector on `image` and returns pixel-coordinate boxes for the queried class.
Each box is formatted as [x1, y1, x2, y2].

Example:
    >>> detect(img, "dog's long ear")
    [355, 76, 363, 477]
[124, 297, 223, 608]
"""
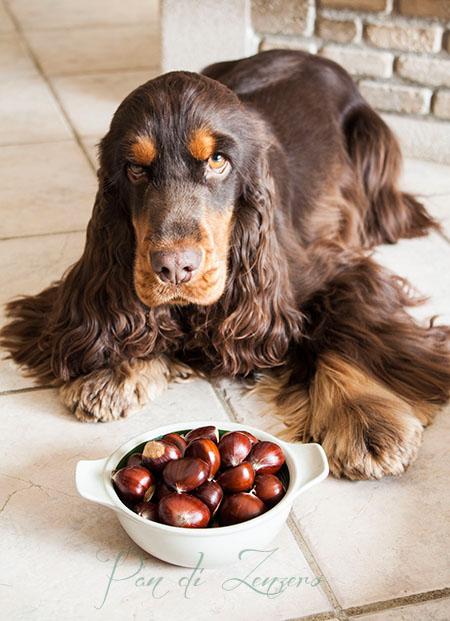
[45, 179, 149, 380]
[1, 164, 177, 384]
[214, 145, 303, 375]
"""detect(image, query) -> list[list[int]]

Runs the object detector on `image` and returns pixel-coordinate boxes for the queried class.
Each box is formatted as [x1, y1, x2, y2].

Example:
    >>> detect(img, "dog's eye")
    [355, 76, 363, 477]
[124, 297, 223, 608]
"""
[127, 163, 146, 181]
[207, 153, 228, 173]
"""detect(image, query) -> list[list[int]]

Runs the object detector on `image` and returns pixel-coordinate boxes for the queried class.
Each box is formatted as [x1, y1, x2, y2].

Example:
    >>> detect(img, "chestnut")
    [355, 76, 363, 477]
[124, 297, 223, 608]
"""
[185, 425, 219, 444]
[254, 474, 285, 507]
[127, 452, 143, 467]
[219, 492, 266, 526]
[241, 431, 259, 446]
[142, 440, 182, 472]
[134, 500, 159, 521]
[248, 441, 285, 475]
[112, 465, 155, 504]
[218, 462, 255, 493]
[185, 438, 221, 479]
[158, 493, 210, 528]
[222, 430, 259, 446]
[162, 432, 188, 455]
[218, 431, 252, 468]
[163, 457, 209, 493]
[194, 480, 223, 515]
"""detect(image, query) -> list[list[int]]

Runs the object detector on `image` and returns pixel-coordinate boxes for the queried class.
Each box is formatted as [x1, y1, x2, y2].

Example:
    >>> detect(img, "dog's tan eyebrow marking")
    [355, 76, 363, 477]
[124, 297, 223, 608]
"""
[188, 128, 216, 160]
[130, 136, 157, 165]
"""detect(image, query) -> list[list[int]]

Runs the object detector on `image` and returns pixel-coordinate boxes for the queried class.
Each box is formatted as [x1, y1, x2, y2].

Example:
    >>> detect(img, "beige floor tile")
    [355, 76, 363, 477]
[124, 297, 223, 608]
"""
[292, 408, 450, 607]
[0, 357, 36, 392]
[0, 479, 330, 620]
[0, 74, 71, 144]
[221, 377, 450, 607]
[0, 381, 231, 493]
[0, 141, 96, 238]
[0, 231, 85, 391]
[0, 1, 15, 32]
[0, 472, 32, 509]
[0, 231, 85, 315]
[401, 158, 450, 229]
[52, 69, 157, 138]
[216, 377, 286, 437]
[8, 0, 158, 30]
[27, 25, 159, 76]
[402, 159, 450, 196]
[0, 386, 330, 620]
[375, 160, 450, 325]
[0, 32, 37, 76]
[374, 231, 450, 325]
[353, 597, 450, 620]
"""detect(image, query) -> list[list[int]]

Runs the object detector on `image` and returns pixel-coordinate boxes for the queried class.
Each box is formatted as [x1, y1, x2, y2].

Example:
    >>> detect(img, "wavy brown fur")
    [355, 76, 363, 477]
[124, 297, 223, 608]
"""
[344, 104, 441, 245]
[1, 50, 449, 477]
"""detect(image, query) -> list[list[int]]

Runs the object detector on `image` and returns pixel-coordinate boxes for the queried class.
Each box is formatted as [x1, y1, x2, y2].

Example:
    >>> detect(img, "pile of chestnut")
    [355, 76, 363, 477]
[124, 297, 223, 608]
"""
[112, 425, 287, 528]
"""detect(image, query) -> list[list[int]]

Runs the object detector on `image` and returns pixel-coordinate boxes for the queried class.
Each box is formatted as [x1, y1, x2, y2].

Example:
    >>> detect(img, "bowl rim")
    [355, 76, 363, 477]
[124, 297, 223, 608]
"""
[103, 419, 302, 536]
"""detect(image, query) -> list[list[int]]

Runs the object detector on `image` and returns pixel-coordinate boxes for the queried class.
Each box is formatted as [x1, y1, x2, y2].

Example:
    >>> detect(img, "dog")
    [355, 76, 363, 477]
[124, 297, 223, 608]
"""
[2, 50, 449, 479]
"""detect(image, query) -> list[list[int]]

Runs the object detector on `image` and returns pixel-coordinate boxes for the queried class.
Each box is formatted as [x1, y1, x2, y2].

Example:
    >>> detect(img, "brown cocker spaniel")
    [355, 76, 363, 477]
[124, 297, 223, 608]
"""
[2, 50, 449, 479]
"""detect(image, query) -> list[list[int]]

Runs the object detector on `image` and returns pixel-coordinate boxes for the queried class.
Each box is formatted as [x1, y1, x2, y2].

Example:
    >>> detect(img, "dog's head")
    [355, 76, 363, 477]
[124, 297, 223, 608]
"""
[4, 70, 301, 382]
[99, 71, 266, 308]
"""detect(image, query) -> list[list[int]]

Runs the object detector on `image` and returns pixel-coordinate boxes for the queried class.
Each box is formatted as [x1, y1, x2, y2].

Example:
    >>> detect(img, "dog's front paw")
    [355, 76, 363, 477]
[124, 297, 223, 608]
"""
[321, 399, 424, 480]
[60, 356, 193, 422]
[60, 368, 140, 422]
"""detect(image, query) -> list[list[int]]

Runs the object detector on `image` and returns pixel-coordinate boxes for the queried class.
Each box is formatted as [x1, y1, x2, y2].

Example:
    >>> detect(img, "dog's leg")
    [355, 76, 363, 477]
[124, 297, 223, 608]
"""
[60, 356, 193, 422]
[254, 356, 428, 479]
[253, 255, 450, 479]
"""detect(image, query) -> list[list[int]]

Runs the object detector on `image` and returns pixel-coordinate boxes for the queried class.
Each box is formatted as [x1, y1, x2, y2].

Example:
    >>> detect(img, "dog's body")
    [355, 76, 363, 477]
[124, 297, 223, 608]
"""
[2, 51, 449, 479]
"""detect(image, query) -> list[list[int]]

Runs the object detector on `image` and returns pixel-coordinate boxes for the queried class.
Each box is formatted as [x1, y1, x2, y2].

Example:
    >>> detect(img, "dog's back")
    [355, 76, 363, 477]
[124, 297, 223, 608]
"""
[203, 50, 438, 247]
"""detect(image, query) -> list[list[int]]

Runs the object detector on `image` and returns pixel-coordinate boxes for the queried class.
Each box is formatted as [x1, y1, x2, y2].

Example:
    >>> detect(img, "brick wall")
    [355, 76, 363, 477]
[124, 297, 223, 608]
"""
[251, 0, 450, 122]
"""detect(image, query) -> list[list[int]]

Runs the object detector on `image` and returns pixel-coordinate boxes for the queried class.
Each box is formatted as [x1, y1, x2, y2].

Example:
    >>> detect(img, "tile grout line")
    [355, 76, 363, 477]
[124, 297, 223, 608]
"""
[0, 22, 160, 34]
[0, 137, 79, 148]
[37, 65, 160, 79]
[343, 589, 450, 618]
[0, 228, 85, 242]
[210, 381, 240, 425]
[0, 384, 54, 397]
[287, 516, 348, 621]
[3, 1, 98, 176]
[211, 381, 347, 621]
[284, 613, 337, 621]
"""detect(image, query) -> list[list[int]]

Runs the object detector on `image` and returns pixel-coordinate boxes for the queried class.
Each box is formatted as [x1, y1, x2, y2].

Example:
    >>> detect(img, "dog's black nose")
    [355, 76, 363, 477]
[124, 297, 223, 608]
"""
[150, 248, 202, 285]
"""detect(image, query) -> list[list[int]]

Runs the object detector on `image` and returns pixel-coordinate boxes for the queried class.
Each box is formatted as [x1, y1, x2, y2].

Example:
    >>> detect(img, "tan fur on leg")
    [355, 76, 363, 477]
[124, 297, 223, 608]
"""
[60, 356, 194, 422]
[249, 369, 311, 441]
[252, 354, 436, 480]
[309, 354, 425, 479]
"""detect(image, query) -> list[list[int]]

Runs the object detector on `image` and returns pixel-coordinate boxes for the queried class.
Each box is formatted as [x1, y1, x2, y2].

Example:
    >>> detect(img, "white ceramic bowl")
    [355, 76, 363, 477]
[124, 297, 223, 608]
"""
[75, 420, 328, 568]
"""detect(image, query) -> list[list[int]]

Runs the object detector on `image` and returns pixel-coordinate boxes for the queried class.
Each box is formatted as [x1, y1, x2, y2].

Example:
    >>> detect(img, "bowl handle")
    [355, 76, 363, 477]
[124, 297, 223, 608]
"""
[285, 442, 329, 498]
[75, 458, 115, 509]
